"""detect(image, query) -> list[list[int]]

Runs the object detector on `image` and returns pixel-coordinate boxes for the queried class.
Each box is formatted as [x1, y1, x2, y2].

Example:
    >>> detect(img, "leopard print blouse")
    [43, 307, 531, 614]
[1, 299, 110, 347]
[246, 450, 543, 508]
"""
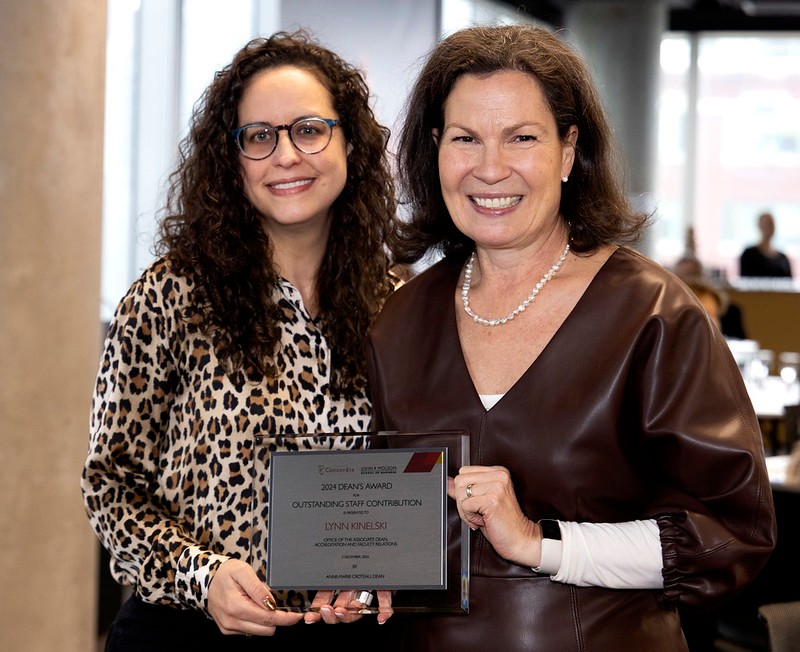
[81, 258, 371, 613]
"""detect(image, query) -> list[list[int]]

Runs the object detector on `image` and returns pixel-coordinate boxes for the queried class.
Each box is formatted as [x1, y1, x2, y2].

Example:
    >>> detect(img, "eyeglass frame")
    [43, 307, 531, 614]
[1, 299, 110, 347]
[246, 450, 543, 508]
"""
[230, 117, 340, 160]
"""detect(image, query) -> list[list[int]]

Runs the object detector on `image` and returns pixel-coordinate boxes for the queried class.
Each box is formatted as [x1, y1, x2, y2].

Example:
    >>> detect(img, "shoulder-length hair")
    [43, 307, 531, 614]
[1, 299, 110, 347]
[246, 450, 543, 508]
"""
[394, 24, 649, 265]
[157, 30, 397, 393]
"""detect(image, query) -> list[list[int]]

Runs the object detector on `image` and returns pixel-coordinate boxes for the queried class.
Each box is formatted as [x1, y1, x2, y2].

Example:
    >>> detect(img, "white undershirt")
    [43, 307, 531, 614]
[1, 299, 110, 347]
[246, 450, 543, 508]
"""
[480, 393, 504, 410]
[479, 393, 664, 590]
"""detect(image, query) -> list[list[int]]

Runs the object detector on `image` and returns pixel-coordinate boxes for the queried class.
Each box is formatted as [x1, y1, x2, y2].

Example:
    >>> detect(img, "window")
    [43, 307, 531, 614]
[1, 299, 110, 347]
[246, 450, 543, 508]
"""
[101, 0, 271, 321]
[656, 32, 800, 281]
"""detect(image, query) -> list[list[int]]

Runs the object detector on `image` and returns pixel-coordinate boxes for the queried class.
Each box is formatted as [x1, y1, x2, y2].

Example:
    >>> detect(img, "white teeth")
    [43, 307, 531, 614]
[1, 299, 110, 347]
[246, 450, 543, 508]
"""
[271, 179, 312, 190]
[471, 196, 521, 209]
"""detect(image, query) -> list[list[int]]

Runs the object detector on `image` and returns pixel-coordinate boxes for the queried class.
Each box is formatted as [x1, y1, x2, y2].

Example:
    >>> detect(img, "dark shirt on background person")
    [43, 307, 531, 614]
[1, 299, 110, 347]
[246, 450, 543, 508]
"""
[720, 303, 747, 339]
[740, 246, 792, 278]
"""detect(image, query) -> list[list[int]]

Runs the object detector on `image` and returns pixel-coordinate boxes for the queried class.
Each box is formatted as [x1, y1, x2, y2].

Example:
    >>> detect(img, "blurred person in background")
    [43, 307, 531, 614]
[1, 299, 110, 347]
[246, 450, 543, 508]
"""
[672, 254, 746, 339]
[740, 211, 793, 278]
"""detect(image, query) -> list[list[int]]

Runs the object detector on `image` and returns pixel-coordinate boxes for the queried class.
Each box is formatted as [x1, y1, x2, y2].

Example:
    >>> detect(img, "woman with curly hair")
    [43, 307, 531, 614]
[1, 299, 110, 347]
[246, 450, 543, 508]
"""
[82, 31, 397, 649]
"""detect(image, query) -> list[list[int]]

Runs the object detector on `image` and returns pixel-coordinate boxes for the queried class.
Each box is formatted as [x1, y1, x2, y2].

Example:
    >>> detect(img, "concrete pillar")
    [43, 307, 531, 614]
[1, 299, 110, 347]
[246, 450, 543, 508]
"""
[0, 1, 106, 651]
[564, 0, 667, 257]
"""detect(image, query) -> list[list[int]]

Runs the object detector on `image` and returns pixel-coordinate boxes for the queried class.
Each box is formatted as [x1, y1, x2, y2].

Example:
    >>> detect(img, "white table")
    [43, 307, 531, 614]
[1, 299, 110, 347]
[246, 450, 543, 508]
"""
[747, 377, 800, 453]
[766, 454, 791, 486]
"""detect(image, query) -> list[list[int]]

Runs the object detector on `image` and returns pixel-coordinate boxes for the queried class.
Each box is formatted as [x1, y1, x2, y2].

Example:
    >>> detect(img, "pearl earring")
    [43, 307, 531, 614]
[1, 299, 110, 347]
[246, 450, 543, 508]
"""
[561, 176, 569, 183]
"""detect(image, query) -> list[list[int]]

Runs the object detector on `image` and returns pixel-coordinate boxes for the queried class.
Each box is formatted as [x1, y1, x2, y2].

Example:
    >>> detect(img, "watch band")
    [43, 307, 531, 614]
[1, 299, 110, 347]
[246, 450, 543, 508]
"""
[533, 519, 563, 575]
[539, 519, 562, 541]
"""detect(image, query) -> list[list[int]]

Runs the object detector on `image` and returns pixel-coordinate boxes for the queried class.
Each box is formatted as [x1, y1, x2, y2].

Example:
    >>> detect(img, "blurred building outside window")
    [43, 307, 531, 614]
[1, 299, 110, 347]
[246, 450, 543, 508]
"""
[655, 32, 800, 284]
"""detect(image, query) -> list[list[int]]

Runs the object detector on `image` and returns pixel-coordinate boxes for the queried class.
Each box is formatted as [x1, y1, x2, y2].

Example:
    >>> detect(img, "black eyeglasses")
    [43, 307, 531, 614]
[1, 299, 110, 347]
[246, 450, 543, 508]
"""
[230, 117, 340, 160]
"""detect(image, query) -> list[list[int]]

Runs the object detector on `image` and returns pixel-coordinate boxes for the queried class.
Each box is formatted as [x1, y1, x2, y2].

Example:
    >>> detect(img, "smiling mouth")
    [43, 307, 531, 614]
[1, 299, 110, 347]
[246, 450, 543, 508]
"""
[470, 196, 522, 210]
[270, 179, 313, 190]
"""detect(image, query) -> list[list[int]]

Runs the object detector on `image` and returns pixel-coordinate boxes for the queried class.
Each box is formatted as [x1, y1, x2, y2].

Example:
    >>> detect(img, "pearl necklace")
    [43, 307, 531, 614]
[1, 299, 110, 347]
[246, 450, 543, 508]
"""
[461, 243, 570, 327]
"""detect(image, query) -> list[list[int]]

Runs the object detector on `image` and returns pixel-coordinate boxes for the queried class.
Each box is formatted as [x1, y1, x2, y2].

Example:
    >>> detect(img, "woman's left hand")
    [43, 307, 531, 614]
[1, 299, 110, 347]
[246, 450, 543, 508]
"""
[448, 465, 540, 567]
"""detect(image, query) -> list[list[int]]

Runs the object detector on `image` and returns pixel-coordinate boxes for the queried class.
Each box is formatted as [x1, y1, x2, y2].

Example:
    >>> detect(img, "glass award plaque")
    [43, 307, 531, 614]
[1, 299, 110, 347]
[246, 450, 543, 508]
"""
[250, 430, 469, 614]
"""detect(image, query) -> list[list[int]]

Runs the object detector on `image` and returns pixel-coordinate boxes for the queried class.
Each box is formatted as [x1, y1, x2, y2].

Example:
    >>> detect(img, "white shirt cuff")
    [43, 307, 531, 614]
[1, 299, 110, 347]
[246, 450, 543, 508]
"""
[531, 521, 563, 575]
[552, 519, 663, 589]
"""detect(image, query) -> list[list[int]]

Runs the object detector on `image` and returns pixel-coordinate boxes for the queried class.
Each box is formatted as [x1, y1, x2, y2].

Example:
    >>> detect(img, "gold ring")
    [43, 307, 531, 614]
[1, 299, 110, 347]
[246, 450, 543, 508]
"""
[466, 483, 473, 498]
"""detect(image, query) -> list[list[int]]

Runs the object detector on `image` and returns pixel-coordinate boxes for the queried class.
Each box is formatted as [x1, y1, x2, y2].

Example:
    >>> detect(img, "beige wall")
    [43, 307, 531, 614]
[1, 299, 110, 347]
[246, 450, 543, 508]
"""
[0, 2, 106, 651]
[729, 290, 800, 363]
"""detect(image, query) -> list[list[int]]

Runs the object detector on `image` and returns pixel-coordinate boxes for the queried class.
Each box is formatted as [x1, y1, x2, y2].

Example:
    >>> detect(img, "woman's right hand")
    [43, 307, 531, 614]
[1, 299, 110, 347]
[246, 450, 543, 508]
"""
[306, 589, 394, 625]
[208, 558, 303, 636]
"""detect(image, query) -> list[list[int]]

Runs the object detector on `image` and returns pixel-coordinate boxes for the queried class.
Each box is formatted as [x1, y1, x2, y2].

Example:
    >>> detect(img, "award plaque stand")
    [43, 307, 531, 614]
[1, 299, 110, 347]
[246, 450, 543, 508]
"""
[250, 431, 470, 614]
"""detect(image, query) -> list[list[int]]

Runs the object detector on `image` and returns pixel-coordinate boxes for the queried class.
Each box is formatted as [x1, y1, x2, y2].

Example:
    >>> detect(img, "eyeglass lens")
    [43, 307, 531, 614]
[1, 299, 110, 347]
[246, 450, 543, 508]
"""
[237, 118, 334, 159]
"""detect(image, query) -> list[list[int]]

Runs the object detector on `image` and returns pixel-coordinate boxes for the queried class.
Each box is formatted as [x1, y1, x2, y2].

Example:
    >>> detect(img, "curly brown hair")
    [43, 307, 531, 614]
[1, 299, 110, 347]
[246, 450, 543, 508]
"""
[394, 24, 650, 265]
[157, 30, 397, 394]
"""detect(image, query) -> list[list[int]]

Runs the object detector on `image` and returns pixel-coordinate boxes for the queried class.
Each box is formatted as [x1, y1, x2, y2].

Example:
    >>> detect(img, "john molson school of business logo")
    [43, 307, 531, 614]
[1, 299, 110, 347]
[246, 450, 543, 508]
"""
[359, 451, 443, 475]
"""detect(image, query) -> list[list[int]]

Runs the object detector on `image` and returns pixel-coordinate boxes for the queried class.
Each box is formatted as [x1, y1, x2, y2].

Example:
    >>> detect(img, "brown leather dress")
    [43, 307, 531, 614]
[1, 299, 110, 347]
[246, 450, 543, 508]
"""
[367, 247, 776, 651]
